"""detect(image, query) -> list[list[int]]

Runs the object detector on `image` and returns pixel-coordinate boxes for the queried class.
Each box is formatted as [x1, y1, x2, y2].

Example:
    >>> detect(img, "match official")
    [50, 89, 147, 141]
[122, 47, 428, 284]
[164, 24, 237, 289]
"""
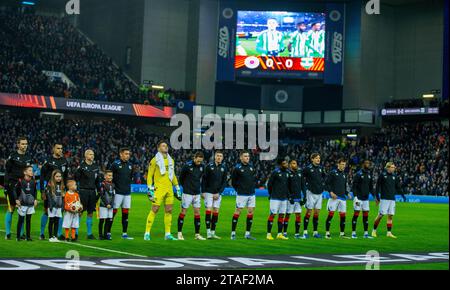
[4, 136, 32, 240]
[74, 149, 102, 240]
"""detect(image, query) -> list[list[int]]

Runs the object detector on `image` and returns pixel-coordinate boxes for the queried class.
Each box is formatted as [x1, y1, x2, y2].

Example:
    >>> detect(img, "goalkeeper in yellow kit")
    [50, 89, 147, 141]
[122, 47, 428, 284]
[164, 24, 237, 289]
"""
[144, 140, 182, 240]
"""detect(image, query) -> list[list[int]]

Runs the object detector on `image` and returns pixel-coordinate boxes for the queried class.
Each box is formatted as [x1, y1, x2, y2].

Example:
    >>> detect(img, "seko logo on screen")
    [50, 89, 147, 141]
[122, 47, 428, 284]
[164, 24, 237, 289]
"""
[218, 26, 230, 58]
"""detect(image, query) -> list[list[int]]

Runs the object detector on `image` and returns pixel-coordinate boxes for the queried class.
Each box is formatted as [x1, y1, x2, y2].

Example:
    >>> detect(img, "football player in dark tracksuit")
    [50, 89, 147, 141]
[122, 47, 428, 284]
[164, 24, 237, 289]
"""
[202, 150, 228, 239]
[110, 148, 134, 239]
[301, 153, 327, 239]
[286, 159, 307, 239]
[177, 152, 205, 241]
[372, 162, 406, 239]
[351, 159, 375, 239]
[74, 149, 102, 240]
[230, 150, 257, 240]
[324, 158, 352, 239]
[4, 136, 32, 240]
[98, 170, 115, 240]
[266, 158, 290, 240]
[15, 166, 38, 241]
[39, 143, 69, 240]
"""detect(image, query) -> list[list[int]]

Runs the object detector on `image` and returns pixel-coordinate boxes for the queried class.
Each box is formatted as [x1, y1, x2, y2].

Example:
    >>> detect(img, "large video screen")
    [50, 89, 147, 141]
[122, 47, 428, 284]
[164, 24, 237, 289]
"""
[235, 11, 326, 79]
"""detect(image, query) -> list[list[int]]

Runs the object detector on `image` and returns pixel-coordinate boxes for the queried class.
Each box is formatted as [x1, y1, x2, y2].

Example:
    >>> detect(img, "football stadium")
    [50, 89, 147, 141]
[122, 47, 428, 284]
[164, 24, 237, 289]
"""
[0, 0, 448, 275]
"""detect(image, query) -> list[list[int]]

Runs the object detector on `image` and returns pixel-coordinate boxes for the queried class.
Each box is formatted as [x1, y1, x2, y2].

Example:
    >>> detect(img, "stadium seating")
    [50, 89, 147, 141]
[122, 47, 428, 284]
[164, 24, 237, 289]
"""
[0, 112, 447, 196]
[0, 11, 188, 106]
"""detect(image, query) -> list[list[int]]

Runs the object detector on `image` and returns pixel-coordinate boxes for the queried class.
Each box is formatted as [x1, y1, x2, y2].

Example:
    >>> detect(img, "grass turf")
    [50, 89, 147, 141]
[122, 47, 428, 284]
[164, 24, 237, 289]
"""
[0, 191, 448, 270]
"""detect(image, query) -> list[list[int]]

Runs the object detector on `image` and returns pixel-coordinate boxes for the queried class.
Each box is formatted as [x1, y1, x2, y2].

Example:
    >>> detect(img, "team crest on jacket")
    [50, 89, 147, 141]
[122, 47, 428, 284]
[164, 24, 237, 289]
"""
[200, 167, 203, 172]
[221, 168, 224, 172]
[129, 165, 132, 170]
[250, 167, 253, 171]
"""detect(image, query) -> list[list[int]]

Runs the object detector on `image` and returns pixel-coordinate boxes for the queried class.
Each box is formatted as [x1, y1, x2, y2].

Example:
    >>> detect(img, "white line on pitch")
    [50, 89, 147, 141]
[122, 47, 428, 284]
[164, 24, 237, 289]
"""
[55, 240, 148, 258]
[0, 229, 147, 258]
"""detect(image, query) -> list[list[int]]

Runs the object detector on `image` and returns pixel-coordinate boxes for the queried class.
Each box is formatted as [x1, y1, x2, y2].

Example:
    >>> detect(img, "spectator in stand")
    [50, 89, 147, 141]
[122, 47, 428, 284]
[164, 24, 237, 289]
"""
[0, 11, 190, 106]
[0, 112, 448, 196]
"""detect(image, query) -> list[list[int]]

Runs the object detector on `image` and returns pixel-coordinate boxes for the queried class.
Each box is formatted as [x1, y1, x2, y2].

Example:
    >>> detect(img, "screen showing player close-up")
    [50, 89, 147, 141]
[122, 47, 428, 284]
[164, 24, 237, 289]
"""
[235, 11, 326, 79]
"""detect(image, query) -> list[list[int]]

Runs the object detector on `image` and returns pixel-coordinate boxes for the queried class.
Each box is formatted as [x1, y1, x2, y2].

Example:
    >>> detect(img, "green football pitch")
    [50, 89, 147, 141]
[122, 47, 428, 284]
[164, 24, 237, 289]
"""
[0, 190, 448, 270]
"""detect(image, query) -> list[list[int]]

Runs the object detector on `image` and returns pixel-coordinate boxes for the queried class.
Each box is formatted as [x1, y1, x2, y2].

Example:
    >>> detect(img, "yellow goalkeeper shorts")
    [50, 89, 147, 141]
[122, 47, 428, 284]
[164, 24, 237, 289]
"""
[153, 190, 174, 207]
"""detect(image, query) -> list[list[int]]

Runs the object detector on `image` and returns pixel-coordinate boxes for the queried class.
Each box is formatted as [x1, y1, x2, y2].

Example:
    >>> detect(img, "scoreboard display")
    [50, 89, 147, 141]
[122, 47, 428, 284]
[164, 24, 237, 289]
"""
[217, 3, 344, 84]
[234, 55, 325, 77]
[234, 11, 326, 79]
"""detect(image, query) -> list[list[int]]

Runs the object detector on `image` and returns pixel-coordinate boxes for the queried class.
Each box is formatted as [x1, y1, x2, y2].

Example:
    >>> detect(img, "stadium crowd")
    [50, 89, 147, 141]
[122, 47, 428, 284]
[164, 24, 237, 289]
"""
[0, 112, 448, 196]
[0, 10, 188, 106]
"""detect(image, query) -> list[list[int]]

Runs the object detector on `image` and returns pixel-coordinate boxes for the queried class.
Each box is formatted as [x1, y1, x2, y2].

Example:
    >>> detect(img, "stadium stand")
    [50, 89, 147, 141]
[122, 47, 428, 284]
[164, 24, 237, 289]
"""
[0, 10, 189, 106]
[0, 112, 447, 196]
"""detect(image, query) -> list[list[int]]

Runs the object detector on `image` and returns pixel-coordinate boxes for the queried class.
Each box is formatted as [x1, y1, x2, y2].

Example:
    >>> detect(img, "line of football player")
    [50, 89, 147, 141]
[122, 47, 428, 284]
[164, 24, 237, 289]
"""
[3, 137, 405, 242]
